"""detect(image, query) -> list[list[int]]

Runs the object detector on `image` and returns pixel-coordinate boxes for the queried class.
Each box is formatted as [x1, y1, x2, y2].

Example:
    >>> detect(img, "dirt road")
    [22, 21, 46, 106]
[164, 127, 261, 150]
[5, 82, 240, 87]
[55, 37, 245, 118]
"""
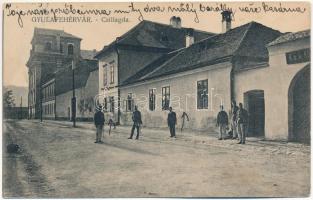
[3, 120, 310, 197]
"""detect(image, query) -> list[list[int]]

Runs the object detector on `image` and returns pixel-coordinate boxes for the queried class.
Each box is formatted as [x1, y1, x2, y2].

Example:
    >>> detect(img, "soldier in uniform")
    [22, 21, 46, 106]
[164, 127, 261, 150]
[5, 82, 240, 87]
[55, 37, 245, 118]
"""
[236, 103, 249, 144]
[94, 106, 105, 143]
[230, 100, 239, 139]
[167, 107, 177, 138]
[128, 106, 142, 140]
[216, 105, 229, 140]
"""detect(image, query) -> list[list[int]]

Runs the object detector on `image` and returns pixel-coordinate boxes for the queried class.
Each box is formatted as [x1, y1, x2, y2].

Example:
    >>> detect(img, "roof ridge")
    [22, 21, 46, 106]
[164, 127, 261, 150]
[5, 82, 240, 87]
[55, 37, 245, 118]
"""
[232, 22, 254, 57]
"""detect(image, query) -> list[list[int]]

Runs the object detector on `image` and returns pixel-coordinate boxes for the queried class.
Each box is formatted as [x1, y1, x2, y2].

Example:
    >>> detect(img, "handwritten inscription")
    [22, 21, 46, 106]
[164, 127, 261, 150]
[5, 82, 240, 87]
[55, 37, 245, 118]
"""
[5, 2, 307, 28]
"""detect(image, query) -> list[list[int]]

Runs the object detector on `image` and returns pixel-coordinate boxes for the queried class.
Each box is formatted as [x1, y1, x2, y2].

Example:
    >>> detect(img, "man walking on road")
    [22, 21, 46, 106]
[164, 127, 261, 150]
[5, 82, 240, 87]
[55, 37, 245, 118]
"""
[230, 100, 239, 139]
[216, 105, 228, 140]
[167, 107, 177, 138]
[128, 106, 142, 140]
[94, 106, 105, 143]
[236, 103, 249, 144]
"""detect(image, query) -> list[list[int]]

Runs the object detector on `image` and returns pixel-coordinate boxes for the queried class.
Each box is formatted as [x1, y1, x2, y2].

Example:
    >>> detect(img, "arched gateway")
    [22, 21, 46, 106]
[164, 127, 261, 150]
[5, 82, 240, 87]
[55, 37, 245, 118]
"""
[288, 65, 310, 144]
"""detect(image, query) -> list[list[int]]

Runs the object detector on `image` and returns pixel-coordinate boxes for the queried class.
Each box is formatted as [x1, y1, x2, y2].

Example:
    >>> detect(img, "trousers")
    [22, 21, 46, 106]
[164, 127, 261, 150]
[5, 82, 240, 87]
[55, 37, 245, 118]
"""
[231, 120, 238, 138]
[169, 124, 176, 137]
[130, 124, 140, 139]
[238, 123, 246, 143]
[219, 124, 227, 139]
[96, 125, 103, 142]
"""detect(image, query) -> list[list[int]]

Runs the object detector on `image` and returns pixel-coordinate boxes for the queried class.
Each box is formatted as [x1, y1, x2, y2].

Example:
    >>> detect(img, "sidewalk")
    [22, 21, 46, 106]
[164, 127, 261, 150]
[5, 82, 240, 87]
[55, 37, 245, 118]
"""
[31, 119, 310, 158]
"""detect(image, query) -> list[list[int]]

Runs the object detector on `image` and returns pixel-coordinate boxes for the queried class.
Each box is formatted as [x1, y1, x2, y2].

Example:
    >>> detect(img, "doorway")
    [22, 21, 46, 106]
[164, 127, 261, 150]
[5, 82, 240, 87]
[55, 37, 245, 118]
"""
[288, 65, 310, 144]
[244, 90, 265, 137]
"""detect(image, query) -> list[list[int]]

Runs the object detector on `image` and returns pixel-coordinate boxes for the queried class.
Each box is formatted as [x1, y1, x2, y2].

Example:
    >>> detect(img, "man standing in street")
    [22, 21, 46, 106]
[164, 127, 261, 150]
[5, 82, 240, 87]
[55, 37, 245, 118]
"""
[236, 103, 249, 144]
[230, 100, 239, 139]
[167, 107, 177, 138]
[216, 105, 228, 140]
[128, 106, 142, 140]
[94, 106, 105, 143]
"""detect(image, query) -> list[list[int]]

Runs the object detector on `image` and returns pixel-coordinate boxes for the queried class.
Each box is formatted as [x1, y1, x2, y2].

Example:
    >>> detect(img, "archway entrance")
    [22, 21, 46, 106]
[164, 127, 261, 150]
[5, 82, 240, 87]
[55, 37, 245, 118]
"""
[288, 65, 310, 144]
[244, 90, 265, 137]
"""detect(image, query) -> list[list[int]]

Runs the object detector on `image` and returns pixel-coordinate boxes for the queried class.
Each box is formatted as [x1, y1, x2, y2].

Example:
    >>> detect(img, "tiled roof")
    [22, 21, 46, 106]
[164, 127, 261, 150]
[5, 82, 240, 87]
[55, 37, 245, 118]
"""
[34, 27, 81, 39]
[267, 29, 310, 46]
[122, 21, 282, 85]
[95, 20, 215, 58]
[55, 59, 98, 95]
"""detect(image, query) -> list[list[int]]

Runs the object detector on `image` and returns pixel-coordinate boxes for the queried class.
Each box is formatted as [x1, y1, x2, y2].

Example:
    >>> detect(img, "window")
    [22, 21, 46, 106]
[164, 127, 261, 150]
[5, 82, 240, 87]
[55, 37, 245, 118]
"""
[104, 97, 107, 112]
[68, 44, 74, 55]
[197, 79, 208, 109]
[126, 93, 134, 112]
[45, 42, 52, 51]
[60, 43, 63, 53]
[109, 96, 114, 113]
[162, 86, 170, 110]
[103, 64, 108, 86]
[149, 89, 156, 111]
[110, 64, 114, 84]
[286, 48, 310, 64]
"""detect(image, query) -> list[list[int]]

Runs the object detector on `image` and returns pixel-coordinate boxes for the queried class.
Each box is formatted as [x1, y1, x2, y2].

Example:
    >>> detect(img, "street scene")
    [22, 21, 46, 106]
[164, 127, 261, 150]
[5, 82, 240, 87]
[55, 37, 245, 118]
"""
[3, 1, 311, 198]
[3, 119, 310, 198]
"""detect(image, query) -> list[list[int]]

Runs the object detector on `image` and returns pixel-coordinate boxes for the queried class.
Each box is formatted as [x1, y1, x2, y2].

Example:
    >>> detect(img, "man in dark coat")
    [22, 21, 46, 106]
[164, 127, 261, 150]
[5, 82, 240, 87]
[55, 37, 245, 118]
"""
[167, 107, 177, 138]
[216, 105, 228, 140]
[236, 103, 249, 144]
[94, 106, 105, 143]
[128, 106, 142, 140]
[230, 100, 239, 139]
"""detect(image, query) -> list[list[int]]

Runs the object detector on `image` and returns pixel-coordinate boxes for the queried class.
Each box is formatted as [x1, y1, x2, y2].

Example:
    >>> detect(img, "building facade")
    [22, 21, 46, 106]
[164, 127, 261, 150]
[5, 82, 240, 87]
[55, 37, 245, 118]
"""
[95, 18, 214, 124]
[27, 28, 82, 119]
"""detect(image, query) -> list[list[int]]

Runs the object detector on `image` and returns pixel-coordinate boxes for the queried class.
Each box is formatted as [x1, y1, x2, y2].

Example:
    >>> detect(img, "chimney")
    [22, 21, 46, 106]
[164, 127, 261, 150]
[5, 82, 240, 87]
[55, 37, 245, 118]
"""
[170, 16, 181, 28]
[176, 17, 182, 28]
[170, 16, 177, 27]
[185, 28, 194, 47]
[221, 10, 232, 33]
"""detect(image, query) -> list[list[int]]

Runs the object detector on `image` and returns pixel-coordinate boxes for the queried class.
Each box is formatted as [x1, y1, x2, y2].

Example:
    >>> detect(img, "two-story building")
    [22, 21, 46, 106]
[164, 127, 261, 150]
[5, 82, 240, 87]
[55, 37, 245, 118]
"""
[27, 28, 82, 119]
[95, 17, 214, 124]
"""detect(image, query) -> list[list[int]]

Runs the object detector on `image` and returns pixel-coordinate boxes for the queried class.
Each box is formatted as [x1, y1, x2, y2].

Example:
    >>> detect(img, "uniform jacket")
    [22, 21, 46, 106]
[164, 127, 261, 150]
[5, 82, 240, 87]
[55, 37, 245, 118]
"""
[94, 111, 105, 126]
[167, 111, 177, 126]
[132, 110, 142, 125]
[236, 108, 248, 124]
[217, 110, 228, 125]
[231, 105, 239, 122]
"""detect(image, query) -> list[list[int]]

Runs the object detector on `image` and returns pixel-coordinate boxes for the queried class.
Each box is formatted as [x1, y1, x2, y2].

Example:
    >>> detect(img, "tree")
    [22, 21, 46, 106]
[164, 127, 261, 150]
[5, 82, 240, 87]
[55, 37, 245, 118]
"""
[3, 90, 15, 108]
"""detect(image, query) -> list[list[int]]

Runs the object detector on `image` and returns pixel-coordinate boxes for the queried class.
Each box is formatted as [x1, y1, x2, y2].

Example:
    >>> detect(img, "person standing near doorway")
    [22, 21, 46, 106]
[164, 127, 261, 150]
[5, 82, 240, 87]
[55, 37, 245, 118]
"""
[128, 106, 142, 140]
[168, 107, 177, 138]
[94, 106, 105, 143]
[236, 103, 249, 144]
[216, 105, 228, 140]
[230, 100, 239, 139]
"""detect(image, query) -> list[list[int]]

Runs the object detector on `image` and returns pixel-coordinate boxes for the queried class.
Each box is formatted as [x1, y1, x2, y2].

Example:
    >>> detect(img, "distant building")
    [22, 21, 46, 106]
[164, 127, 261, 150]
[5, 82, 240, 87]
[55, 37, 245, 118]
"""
[27, 28, 98, 121]
[95, 17, 214, 124]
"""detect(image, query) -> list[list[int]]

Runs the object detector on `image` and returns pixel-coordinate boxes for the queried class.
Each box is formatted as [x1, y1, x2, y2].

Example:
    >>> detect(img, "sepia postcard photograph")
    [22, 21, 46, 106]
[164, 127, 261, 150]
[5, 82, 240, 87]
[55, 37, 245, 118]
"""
[1, 1, 311, 198]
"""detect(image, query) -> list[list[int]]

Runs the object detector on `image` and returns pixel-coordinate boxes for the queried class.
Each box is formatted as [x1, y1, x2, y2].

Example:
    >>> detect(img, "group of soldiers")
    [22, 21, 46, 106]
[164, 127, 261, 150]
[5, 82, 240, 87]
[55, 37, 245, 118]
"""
[93, 100, 248, 144]
[93, 105, 178, 143]
[216, 101, 249, 144]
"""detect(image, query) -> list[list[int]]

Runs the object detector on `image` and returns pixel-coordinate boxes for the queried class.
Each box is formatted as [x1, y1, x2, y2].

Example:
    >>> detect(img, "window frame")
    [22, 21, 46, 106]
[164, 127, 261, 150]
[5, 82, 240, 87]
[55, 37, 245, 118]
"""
[67, 43, 74, 55]
[162, 86, 170, 110]
[197, 79, 208, 110]
[103, 64, 108, 87]
[110, 64, 114, 84]
[126, 93, 134, 112]
[149, 88, 156, 111]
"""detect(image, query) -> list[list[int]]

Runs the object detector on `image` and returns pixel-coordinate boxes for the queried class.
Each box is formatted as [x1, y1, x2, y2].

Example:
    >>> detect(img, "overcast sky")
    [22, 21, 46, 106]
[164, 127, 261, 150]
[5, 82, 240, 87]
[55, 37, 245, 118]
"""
[3, 2, 311, 87]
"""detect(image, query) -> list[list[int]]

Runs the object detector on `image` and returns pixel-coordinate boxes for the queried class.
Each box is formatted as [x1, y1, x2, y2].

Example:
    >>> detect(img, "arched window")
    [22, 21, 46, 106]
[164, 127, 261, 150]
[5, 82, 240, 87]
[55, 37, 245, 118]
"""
[68, 44, 74, 55]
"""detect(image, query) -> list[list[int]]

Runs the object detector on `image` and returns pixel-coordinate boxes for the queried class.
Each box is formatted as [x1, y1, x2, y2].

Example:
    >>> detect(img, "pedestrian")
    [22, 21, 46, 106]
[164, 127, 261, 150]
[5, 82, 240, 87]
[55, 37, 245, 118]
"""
[230, 100, 239, 139]
[167, 107, 177, 138]
[236, 103, 249, 144]
[128, 106, 142, 140]
[94, 106, 105, 143]
[216, 105, 228, 140]
[181, 111, 190, 132]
